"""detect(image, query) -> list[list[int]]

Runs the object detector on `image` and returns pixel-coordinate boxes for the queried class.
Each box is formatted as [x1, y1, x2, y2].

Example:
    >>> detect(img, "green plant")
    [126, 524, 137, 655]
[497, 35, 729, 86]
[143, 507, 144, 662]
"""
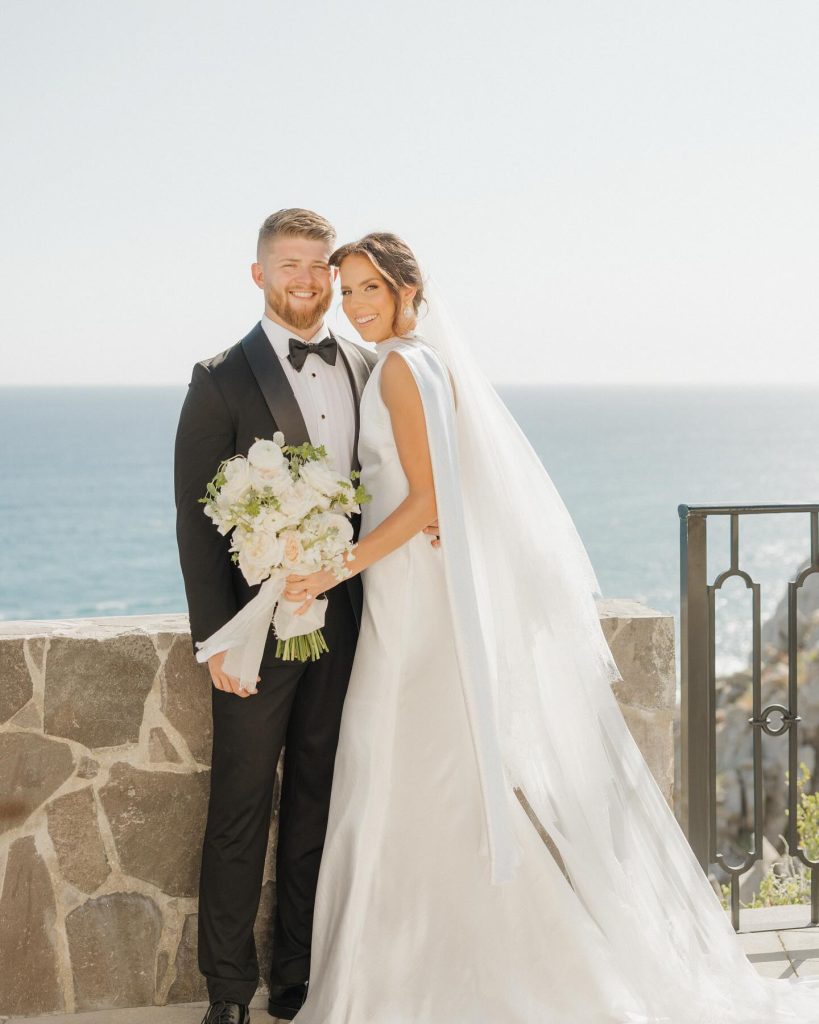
[718, 760, 819, 911]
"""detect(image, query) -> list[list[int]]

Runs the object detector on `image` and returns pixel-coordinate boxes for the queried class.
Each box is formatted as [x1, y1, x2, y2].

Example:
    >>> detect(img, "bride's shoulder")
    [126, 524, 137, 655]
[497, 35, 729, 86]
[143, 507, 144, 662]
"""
[380, 336, 455, 406]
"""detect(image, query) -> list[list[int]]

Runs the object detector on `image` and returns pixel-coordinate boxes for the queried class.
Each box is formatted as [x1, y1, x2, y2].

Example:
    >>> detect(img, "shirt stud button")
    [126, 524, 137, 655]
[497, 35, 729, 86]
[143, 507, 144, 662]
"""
[321, 414, 326, 420]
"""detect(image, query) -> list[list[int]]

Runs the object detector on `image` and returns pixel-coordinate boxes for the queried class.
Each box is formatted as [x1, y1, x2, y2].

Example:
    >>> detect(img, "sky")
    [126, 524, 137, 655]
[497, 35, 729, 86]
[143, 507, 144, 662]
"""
[1, 0, 817, 386]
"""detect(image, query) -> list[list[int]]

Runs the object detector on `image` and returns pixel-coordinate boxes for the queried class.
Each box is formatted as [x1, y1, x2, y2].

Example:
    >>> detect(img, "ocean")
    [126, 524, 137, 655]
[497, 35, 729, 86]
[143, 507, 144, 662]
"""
[2, 384, 818, 676]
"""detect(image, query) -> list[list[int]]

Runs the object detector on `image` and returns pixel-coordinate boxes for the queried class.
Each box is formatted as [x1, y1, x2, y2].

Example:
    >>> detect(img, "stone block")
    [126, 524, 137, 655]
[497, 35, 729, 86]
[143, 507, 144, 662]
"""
[598, 599, 676, 710]
[0, 836, 64, 1016]
[44, 634, 159, 748]
[0, 732, 75, 835]
[167, 913, 208, 1003]
[76, 756, 100, 779]
[9, 699, 42, 729]
[619, 703, 675, 804]
[149, 727, 182, 764]
[0, 638, 33, 724]
[66, 892, 162, 1010]
[161, 635, 213, 765]
[99, 762, 209, 897]
[46, 786, 111, 894]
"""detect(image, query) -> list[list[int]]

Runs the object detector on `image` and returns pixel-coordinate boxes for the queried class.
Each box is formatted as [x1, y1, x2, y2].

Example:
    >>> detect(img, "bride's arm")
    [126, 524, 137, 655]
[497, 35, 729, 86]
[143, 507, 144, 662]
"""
[283, 351, 436, 611]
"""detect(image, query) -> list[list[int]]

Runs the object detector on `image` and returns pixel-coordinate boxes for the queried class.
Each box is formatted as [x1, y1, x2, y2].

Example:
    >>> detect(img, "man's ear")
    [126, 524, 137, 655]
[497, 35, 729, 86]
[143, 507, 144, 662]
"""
[251, 262, 264, 289]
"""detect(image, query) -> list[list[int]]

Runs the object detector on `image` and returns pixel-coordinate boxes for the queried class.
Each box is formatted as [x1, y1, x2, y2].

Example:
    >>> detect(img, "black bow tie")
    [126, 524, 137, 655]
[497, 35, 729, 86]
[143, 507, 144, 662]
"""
[288, 336, 338, 371]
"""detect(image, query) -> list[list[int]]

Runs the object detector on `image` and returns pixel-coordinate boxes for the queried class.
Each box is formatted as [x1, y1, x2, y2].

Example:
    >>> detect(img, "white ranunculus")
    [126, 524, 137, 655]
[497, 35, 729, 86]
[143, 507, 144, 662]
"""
[299, 459, 348, 499]
[247, 438, 287, 479]
[236, 528, 285, 586]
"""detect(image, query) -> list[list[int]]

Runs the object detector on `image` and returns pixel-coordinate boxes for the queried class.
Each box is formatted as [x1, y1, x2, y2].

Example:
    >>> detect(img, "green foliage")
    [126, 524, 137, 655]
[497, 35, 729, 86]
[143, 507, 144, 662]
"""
[353, 483, 372, 506]
[283, 441, 328, 477]
[718, 760, 819, 911]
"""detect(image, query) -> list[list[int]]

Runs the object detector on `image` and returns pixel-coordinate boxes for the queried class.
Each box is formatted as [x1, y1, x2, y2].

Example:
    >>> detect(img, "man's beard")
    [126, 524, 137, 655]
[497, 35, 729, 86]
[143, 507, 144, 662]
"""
[266, 284, 333, 331]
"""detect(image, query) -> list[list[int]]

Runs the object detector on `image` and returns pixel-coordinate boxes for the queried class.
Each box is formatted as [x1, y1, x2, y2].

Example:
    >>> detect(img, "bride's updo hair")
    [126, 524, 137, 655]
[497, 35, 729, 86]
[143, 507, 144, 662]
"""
[329, 232, 426, 335]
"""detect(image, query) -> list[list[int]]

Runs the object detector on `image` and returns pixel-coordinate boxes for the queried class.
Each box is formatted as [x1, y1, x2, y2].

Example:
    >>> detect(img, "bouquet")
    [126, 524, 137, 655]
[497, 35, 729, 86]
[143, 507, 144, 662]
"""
[193, 432, 370, 690]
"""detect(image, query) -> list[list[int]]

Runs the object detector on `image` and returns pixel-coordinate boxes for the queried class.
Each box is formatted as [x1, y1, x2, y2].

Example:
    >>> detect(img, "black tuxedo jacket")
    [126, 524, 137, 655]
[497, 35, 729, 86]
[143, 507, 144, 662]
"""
[174, 321, 377, 664]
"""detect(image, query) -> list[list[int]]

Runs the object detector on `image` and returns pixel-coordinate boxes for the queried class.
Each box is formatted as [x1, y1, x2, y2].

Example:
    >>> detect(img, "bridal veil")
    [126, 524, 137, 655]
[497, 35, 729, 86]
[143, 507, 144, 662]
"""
[399, 279, 819, 1023]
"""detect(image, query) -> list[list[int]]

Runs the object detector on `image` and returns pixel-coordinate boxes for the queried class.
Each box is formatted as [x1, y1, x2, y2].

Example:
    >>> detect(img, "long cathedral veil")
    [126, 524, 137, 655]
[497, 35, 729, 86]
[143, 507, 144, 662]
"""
[404, 278, 819, 1022]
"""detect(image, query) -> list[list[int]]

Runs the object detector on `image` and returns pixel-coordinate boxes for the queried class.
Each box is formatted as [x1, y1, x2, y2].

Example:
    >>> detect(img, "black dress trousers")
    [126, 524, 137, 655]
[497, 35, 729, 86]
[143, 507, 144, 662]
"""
[197, 582, 360, 1005]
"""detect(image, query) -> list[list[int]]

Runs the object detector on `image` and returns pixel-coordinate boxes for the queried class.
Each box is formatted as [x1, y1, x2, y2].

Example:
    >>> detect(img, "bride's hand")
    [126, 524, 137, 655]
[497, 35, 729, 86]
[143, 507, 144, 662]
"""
[284, 568, 340, 615]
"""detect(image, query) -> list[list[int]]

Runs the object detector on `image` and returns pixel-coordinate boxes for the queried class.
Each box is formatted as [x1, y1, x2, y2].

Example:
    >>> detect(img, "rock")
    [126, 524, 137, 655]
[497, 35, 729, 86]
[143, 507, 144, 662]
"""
[599, 602, 676, 711]
[46, 787, 111, 894]
[156, 948, 170, 998]
[149, 726, 181, 764]
[761, 561, 819, 655]
[66, 892, 162, 1010]
[0, 732, 75, 835]
[161, 635, 213, 765]
[0, 639, 33, 724]
[0, 836, 64, 1015]
[167, 913, 208, 1003]
[619, 704, 675, 806]
[76, 756, 100, 779]
[9, 699, 42, 729]
[44, 634, 158, 748]
[99, 762, 209, 897]
[254, 880, 277, 985]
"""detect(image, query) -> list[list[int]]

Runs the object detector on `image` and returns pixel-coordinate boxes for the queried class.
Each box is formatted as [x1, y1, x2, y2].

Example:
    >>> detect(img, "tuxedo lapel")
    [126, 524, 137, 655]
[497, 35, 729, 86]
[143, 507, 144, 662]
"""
[334, 331, 372, 472]
[240, 322, 310, 447]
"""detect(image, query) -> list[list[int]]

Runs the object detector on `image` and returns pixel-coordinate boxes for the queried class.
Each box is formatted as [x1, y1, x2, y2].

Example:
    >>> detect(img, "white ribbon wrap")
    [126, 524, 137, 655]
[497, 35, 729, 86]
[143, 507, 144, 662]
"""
[194, 574, 328, 694]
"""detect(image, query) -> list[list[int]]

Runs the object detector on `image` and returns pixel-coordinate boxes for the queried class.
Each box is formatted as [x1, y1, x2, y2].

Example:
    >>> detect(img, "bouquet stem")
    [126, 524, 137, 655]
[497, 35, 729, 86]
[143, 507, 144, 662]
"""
[276, 628, 330, 662]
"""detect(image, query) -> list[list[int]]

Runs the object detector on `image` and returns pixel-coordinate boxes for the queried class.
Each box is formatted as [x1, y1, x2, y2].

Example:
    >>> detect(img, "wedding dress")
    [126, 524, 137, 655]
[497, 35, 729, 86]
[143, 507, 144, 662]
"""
[294, 304, 819, 1022]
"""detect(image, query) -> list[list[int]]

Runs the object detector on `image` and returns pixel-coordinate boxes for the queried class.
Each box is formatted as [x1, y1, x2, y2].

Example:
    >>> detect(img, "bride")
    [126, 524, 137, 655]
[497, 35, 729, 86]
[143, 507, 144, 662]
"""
[282, 232, 819, 1023]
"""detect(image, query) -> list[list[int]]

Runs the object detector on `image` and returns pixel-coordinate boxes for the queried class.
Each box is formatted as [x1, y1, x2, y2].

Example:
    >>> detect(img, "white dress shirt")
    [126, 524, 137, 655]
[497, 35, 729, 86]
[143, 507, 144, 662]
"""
[261, 315, 357, 475]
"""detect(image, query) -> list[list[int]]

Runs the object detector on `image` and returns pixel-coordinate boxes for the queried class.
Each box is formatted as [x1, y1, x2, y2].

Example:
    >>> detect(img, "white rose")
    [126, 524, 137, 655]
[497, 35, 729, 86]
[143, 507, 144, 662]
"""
[278, 479, 320, 526]
[280, 531, 305, 570]
[299, 459, 349, 500]
[256, 507, 288, 536]
[307, 511, 354, 546]
[219, 457, 253, 505]
[236, 528, 285, 585]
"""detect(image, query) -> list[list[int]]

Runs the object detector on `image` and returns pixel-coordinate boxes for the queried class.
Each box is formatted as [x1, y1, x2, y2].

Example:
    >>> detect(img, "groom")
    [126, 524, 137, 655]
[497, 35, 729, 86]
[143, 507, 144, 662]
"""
[174, 208, 376, 1024]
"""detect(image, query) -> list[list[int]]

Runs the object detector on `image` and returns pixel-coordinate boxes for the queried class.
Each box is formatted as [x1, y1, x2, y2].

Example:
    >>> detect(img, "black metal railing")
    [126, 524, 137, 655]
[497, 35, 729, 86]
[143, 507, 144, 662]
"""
[679, 502, 819, 931]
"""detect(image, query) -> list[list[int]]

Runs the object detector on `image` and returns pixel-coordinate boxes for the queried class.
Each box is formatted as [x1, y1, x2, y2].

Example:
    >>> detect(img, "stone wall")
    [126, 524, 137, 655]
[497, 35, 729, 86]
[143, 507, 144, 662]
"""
[0, 600, 675, 1017]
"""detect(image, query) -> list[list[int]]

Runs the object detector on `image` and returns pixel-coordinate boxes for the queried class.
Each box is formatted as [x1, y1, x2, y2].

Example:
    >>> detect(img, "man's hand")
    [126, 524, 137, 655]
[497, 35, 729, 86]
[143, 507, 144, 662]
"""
[423, 518, 441, 549]
[207, 650, 258, 698]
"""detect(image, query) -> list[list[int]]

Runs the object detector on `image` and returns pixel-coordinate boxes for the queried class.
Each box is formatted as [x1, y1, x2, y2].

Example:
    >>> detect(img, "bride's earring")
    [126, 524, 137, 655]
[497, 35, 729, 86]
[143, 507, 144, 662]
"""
[403, 305, 413, 318]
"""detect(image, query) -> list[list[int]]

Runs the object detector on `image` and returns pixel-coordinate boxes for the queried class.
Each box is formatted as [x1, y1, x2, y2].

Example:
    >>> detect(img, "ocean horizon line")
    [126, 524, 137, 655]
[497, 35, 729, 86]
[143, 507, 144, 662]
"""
[4, 381, 819, 391]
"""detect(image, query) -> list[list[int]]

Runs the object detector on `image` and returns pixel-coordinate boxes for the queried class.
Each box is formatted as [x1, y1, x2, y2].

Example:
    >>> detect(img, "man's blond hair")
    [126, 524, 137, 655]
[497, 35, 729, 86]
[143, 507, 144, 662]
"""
[257, 208, 336, 258]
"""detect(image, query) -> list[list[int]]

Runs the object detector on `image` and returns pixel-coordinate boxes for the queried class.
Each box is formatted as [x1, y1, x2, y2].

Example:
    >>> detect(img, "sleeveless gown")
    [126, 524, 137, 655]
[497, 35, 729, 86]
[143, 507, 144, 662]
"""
[293, 338, 653, 1023]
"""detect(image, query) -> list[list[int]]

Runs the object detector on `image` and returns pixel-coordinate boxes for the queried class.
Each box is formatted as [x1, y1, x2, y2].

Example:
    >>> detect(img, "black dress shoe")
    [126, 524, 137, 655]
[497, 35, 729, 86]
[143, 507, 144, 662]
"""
[200, 1001, 249, 1024]
[267, 981, 308, 1020]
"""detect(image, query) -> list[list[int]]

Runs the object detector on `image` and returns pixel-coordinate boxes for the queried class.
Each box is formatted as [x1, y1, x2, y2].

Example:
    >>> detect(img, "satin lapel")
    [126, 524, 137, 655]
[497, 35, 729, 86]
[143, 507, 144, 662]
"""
[333, 330, 371, 473]
[241, 322, 310, 447]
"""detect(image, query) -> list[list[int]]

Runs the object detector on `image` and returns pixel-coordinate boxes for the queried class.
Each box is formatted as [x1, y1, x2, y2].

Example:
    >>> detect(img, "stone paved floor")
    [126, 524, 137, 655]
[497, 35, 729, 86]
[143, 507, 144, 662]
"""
[5, 908, 819, 1023]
